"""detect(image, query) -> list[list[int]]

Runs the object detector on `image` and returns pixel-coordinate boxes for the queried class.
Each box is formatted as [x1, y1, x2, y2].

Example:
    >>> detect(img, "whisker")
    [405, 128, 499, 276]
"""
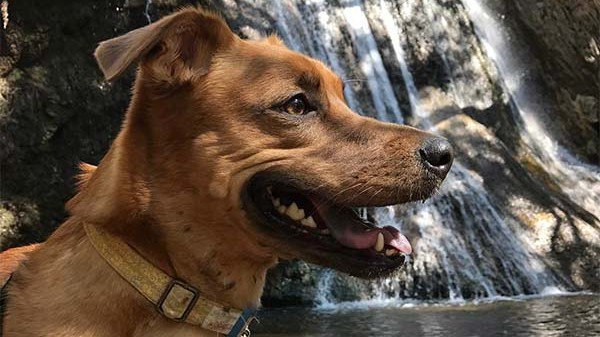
[312, 179, 361, 210]
[335, 174, 381, 205]
[366, 187, 384, 205]
[342, 78, 366, 84]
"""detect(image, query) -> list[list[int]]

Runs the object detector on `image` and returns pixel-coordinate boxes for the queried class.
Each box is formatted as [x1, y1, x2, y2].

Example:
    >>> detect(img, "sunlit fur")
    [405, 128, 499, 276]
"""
[0, 7, 442, 336]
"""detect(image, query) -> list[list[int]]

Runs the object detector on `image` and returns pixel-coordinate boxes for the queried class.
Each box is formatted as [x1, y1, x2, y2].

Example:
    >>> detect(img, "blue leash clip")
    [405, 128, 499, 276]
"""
[227, 308, 257, 337]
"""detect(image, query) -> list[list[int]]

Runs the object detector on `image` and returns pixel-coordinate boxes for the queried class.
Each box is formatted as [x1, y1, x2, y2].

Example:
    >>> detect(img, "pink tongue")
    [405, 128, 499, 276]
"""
[381, 226, 412, 254]
[321, 208, 412, 254]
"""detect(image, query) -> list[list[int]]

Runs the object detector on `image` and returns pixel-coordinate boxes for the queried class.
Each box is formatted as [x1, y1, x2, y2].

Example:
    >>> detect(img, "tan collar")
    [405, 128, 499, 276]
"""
[84, 223, 256, 337]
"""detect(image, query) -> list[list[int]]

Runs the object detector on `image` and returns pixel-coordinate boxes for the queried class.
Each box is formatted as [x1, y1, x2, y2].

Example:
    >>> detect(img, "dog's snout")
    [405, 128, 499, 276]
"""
[419, 137, 453, 178]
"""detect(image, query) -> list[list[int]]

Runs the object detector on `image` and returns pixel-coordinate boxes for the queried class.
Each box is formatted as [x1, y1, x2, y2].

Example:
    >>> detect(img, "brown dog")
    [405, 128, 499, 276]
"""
[0, 7, 452, 336]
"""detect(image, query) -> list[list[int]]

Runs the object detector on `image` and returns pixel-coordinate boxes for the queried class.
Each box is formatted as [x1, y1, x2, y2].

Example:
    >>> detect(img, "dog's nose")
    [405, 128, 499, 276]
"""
[419, 137, 453, 178]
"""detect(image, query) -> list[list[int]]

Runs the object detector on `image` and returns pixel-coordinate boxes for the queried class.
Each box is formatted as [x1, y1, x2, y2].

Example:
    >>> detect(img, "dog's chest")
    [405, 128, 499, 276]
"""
[135, 318, 221, 337]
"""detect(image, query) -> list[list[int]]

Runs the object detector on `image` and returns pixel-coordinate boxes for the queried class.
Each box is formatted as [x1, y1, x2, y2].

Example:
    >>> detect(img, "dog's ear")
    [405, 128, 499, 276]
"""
[94, 7, 235, 82]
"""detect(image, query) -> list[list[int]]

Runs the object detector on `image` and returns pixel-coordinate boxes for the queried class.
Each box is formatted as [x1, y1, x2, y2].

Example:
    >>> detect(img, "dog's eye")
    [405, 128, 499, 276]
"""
[280, 95, 311, 115]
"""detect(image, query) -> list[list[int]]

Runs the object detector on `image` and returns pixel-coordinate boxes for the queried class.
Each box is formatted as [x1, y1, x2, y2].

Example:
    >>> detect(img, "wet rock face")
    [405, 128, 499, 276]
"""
[263, 260, 373, 307]
[505, 0, 599, 162]
[0, 0, 138, 248]
[1, 0, 599, 306]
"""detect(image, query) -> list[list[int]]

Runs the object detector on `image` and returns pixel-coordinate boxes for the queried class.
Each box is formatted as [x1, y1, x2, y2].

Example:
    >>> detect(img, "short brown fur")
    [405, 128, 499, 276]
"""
[0, 7, 448, 336]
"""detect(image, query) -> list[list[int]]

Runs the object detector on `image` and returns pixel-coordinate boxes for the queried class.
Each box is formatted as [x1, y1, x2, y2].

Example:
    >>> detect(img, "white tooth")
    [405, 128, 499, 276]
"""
[385, 249, 398, 256]
[300, 216, 317, 228]
[277, 205, 287, 214]
[272, 198, 281, 207]
[375, 233, 384, 252]
[286, 202, 305, 221]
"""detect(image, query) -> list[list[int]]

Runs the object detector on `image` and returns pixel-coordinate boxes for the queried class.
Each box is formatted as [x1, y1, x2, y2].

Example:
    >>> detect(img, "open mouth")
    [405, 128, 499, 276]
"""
[243, 174, 414, 277]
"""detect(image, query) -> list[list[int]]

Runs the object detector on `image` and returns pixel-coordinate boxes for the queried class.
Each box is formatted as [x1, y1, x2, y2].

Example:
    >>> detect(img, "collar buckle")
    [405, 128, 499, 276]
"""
[156, 280, 199, 322]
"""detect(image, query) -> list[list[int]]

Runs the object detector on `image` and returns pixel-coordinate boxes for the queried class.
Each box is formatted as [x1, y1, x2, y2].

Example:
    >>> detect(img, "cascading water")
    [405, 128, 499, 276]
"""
[340, 1, 404, 123]
[462, 0, 600, 220]
[267, 0, 598, 303]
[373, 165, 565, 300]
[377, 0, 421, 119]
[144, 0, 153, 23]
[369, 0, 565, 299]
[274, 1, 361, 112]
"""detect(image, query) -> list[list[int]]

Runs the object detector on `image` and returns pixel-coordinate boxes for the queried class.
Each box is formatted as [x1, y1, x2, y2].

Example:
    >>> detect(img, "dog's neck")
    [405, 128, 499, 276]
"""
[8, 88, 279, 336]
[105, 215, 275, 311]
[9, 188, 275, 336]
[66, 86, 278, 310]
[7, 218, 272, 336]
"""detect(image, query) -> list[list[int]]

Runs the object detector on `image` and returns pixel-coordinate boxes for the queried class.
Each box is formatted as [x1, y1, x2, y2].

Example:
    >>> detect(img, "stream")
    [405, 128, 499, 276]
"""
[254, 294, 600, 337]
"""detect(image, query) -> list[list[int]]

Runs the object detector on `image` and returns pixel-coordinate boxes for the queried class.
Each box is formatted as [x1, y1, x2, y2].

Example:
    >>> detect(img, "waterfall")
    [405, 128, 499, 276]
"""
[368, 0, 562, 300]
[462, 0, 600, 220]
[378, 0, 422, 120]
[340, 0, 404, 123]
[374, 165, 563, 300]
[264, 0, 598, 302]
[314, 270, 336, 309]
[274, 1, 362, 111]
[144, 0, 153, 23]
[275, 0, 403, 123]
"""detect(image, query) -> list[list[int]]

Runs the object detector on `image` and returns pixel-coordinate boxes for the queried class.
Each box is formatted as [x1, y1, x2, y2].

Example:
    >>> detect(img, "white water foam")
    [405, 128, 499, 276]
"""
[315, 287, 587, 313]
[314, 270, 336, 310]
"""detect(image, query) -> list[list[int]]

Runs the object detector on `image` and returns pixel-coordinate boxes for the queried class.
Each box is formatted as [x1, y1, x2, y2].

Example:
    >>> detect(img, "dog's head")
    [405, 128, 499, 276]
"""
[92, 8, 452, 279]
